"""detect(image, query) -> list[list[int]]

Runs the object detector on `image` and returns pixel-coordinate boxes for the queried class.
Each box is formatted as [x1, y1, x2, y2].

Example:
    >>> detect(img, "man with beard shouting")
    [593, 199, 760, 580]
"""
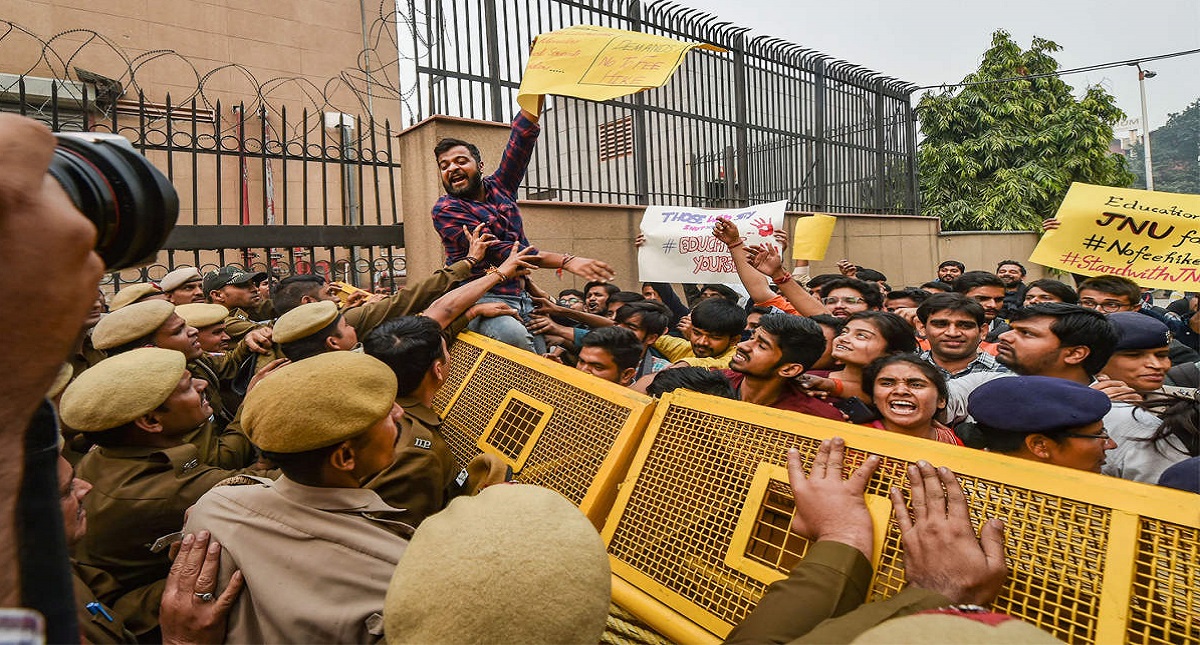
[431, 102, 615, 352]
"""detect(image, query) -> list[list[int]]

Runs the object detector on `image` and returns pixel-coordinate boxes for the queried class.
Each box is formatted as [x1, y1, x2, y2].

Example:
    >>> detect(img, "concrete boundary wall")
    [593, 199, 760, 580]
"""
[398, 116, 1048, 291]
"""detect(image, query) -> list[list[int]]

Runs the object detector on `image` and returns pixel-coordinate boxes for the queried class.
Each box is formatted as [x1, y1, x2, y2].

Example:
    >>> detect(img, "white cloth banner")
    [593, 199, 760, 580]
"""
[637, 201, 786, 285]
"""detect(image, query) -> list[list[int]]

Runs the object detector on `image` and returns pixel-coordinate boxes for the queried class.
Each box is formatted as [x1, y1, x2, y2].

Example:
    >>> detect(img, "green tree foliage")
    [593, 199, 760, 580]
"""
[1129, 98, 1199, 194]
[917, 30, 1135, 231]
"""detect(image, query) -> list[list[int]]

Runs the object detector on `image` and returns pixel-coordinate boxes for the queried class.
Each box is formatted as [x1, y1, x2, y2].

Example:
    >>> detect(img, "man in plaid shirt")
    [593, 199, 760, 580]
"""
[431, 103, 614, 352]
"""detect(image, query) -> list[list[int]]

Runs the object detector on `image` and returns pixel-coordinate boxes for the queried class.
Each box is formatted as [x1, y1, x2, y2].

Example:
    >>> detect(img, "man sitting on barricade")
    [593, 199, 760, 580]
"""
[429, 98, 615, 352]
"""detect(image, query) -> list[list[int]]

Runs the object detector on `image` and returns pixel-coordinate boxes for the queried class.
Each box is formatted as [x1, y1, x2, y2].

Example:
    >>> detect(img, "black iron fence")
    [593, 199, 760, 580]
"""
[2, 0, 918, 299]
[401, 0, 918, 214]
[0, 19, 405, 293]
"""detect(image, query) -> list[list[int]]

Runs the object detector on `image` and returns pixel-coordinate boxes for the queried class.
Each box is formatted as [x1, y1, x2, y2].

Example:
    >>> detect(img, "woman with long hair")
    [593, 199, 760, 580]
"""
[1104, 393, 1200, 483]
[804, 311, 918, 402]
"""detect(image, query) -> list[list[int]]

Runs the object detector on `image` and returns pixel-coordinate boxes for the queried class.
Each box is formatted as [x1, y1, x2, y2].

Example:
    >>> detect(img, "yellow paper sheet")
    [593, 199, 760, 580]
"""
[1028, 183, 1200, 290]
[791, 214, 837, 260]
[517, 25, 724, 114]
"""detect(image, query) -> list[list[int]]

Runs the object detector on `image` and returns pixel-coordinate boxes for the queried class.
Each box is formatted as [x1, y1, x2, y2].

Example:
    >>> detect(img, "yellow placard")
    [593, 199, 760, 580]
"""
[791, 214, 837, 260]
[1028, 183, 1200, 289]
[517, 25, 724, 115]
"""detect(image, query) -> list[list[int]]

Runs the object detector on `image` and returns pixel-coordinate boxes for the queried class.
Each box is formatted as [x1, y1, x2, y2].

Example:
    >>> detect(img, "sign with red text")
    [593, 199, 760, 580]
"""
[1029, 183, 1200, 289]
[517, 25, 724, 115]
[638, 201, 786, 284]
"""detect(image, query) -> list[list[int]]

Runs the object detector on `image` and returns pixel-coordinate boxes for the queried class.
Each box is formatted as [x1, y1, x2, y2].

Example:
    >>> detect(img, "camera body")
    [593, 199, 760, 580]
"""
[47, 133, 178, 271]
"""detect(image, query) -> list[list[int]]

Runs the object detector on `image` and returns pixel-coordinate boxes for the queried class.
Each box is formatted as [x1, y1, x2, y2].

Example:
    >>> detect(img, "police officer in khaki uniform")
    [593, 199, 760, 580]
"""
[177, 302, 234, 354]
[183, 351, 413, 643]
[275, 245, 530, 525]
[160, 266, 205, 305]
[64, 290, 111, 464]
[203, 266, 268, 344]
[91, 299, 262, 467]
[57, 454, 138, 643]
[722, 439, 1051, 645]
[59, 348, 274, 638]
[383, 484, 611, 643]
[364, 315, 509, 527]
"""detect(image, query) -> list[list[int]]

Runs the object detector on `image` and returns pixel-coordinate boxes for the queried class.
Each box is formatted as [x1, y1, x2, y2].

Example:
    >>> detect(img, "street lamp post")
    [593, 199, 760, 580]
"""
[1135, 63, 1156, 191]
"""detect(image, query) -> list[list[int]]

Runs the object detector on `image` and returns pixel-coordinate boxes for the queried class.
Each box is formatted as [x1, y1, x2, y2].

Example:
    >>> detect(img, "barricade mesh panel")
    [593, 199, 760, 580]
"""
[435, 336, 642, 507]
[604, 398, 1197, 644]
[432, 341, 482, 413]
[1128, 519, 1199, 644]
[485, 398, 545, 463]
[743, 480, 809, 572]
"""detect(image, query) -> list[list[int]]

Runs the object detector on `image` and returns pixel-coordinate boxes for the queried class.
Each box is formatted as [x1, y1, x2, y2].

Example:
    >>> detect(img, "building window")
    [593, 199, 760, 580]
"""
[598, 116, 633, 161]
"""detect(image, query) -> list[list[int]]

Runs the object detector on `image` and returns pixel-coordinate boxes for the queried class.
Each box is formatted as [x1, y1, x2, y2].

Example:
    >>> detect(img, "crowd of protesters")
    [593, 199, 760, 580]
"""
[4, 96, 1198, 645]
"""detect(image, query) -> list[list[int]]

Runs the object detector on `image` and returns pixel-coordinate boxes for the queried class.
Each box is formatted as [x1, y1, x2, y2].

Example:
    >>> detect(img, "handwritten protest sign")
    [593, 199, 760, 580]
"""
[517, 25, 724, 115]
[638, 201, 786, 285]
[1029, 183, 1200, 290]
[791, 214, 837, 260]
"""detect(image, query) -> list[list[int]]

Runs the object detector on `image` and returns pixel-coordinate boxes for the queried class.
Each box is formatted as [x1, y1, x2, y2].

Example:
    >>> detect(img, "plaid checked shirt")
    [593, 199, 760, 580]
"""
[431, 112, 540, 297]
[919, 349, 1010, 380]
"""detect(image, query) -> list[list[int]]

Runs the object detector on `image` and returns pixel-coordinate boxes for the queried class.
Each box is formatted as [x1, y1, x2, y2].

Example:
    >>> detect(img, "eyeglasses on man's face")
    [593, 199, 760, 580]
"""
[1078, 299, 1131, 313]
[823, 296, 865, 306]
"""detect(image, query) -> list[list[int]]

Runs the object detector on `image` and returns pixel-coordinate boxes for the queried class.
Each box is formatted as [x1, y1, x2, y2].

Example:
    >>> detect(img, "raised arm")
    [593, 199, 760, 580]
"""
[712, 218, 776, 304]
[423, 245, 538, 328]
[746, 244, 831, 317]
[532, 297, 613, 329]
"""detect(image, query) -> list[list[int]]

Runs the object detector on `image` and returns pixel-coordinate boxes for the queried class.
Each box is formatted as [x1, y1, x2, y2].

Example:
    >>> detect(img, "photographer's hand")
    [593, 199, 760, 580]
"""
[0, 114, 105, 605]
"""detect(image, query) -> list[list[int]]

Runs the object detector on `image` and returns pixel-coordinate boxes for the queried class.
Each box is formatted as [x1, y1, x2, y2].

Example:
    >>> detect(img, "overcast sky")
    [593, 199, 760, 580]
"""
[680, 0, 1199, 132]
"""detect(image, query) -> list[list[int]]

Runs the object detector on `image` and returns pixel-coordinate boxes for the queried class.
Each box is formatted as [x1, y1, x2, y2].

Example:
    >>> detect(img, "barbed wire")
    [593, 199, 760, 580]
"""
[0, 1, 423, 141]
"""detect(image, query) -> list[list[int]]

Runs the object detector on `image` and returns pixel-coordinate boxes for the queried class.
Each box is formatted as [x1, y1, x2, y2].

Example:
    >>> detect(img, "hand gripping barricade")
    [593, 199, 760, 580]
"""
[434, 333, 1200, 644]
[602, 390, 1199, 645]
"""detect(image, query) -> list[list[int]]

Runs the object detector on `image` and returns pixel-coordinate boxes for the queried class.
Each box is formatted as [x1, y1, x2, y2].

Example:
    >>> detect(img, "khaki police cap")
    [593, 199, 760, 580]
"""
[273, 300, 339, 343]
[59, 347, 188, 432]
[92, 299, 176, 350]
[383, 485, 611, 644]
[109, 283, 164, 311]
[46, 362, 74, 400]
[175, 303, 229, 329]
[241, 351, 397, 453]
[160, 267, 203, 292]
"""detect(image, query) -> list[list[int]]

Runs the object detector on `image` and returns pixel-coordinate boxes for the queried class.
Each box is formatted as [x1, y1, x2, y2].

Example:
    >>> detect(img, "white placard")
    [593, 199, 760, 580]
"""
[637, 201, 786, 284]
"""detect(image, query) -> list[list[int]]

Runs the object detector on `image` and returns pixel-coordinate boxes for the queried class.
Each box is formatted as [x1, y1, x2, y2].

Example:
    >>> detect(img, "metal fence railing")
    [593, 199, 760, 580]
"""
[0, 18, 406, 293]
[400, 0, 918, 214]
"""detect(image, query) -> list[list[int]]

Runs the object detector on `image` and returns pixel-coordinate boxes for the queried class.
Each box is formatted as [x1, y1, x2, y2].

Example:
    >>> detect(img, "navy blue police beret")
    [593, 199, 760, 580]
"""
[1108, 312, 1171, 351]
[1158, 457, 1200, 494]
[967, 376, 1111, 433]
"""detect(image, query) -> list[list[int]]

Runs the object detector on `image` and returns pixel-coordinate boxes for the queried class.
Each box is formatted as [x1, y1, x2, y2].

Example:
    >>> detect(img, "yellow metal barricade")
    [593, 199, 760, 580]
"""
[434, 331, 657, 528]
[602, 390, 1200, 645]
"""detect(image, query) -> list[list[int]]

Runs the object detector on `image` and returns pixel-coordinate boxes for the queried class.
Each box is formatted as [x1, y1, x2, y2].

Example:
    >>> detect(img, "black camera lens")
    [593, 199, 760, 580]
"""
[47, 133, 177, 271]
